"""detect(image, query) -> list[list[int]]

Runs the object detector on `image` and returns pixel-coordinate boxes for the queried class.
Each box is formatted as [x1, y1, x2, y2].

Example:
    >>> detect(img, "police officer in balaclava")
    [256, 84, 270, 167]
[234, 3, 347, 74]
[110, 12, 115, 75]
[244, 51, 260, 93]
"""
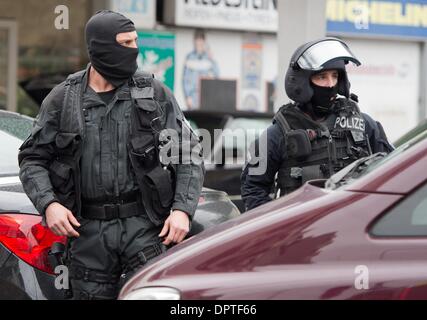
[86, 10, 139, 88]
[241, 37, 393, 211]
[18, 10, 204, 299]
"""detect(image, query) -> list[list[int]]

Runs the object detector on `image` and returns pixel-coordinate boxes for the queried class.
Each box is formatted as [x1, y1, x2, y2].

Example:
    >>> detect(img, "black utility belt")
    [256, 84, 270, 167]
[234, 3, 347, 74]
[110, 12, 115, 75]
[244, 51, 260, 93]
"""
[81, 201, 140, 220]
[82, 191, 139, 205]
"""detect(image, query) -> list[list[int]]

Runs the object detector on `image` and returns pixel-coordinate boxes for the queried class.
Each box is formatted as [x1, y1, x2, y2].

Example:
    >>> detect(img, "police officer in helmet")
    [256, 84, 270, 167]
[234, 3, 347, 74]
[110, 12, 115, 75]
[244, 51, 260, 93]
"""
[18, 10, 204, 299]
[241, 37, 393, 211]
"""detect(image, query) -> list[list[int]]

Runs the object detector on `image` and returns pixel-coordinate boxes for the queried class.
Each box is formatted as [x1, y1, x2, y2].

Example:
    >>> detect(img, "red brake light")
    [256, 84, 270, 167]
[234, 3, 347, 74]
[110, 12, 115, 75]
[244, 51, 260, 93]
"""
[0, 214, 66, 274]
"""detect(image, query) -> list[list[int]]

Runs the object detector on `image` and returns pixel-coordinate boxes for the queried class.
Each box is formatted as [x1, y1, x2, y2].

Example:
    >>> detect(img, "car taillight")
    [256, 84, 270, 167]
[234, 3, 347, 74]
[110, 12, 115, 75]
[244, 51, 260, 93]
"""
[0, 214, 66, 274]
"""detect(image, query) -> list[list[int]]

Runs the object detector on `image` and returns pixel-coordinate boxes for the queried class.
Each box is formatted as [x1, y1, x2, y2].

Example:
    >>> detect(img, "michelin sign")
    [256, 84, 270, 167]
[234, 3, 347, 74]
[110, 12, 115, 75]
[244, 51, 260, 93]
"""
[327, 0, 427, 39]
[163, 0, 278, 33]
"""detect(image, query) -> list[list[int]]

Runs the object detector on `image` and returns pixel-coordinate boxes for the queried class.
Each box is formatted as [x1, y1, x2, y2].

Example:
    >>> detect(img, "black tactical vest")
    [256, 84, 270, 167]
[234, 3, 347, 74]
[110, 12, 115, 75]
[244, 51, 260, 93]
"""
[275, 98, 371, 197]
[54, 69, 176, 226]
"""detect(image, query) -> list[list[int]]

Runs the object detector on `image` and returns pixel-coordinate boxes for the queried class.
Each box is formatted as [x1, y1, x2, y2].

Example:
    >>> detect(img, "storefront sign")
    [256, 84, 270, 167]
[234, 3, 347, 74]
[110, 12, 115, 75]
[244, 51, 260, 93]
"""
[327, 0, 427, 39]
[164, 0, 278, 33]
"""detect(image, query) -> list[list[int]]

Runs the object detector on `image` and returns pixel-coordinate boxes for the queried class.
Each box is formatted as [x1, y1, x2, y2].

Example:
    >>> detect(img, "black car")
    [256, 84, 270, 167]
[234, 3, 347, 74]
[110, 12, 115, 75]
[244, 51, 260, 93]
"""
[184, 110, 274, 212]
[0, 111, 240, 300]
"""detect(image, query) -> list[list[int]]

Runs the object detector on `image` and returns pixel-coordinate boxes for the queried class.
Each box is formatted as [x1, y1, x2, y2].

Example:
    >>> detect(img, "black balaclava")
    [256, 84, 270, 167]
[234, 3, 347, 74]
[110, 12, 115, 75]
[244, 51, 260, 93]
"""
[85, 10, 139, 87]
[311, 82, 338, 110]
[309, 70, 340, 118]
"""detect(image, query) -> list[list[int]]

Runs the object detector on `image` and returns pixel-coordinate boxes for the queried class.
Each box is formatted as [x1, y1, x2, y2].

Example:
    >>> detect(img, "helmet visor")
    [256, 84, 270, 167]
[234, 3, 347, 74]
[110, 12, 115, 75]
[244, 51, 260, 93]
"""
[296, 39, 361, 71]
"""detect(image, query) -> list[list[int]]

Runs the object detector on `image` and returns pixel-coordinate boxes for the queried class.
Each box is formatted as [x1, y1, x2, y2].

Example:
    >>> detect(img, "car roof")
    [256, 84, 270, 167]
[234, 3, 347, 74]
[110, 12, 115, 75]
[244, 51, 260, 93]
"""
[0, 109, 34, 121]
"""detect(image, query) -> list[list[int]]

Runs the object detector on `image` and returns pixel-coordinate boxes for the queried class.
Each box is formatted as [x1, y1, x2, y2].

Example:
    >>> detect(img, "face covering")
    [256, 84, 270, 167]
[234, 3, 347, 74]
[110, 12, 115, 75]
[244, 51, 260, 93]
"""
[85, 10, 139, 87]
[310, 82, 339, 116]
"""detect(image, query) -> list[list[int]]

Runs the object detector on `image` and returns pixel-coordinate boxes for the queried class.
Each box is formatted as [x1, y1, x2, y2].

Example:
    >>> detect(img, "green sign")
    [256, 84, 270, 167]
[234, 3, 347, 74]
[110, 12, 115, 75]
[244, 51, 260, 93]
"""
[137, 31, 175, 91]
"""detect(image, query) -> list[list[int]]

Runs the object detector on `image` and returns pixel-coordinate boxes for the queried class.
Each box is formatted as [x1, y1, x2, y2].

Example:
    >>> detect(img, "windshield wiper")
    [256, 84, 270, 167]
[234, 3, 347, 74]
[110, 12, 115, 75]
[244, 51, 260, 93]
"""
[325, 152, 387, 190]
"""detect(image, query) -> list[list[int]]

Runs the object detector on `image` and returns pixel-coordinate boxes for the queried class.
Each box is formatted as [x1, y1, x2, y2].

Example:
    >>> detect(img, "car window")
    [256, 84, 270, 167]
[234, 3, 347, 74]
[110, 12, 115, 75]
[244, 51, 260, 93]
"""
[370, 183, 427, 237]
[0, 112, 34, 140]
[0, 130, 23, 177]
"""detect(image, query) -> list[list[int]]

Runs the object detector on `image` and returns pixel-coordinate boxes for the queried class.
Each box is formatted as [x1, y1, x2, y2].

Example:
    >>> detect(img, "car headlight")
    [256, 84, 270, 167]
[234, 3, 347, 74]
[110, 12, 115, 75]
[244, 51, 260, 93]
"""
[122, 287, 181, 300]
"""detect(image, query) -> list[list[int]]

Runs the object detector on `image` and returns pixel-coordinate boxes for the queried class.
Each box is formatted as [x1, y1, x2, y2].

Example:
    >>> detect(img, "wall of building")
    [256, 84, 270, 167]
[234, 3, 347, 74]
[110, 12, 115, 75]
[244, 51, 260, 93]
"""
[0, 0, 92, 78]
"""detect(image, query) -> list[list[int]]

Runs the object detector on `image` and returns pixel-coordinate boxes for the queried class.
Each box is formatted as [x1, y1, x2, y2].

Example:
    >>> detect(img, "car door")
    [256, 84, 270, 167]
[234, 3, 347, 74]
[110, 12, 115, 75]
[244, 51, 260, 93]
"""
[367, 182, 427, 299]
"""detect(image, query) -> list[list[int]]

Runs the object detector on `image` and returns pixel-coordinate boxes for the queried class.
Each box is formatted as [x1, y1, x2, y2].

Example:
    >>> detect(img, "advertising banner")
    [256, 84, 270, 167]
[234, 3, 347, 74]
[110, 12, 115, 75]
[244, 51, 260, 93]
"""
[165, 0, 278, 33]
[174, 29, 277, 112]
[240, 34, 264, 112]
[327, 0, 427, 39]
[137, 31, 175, 91]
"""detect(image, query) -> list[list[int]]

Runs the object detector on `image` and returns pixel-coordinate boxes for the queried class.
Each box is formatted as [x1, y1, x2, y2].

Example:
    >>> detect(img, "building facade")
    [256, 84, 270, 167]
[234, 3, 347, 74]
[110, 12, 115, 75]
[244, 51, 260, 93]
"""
[0, 0, 426, 141]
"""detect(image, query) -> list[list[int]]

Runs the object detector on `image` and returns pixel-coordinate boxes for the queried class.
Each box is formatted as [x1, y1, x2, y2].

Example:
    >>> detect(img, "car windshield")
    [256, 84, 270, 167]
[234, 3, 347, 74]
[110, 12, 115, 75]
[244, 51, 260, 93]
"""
[0, 129, 23, 177]
[326, 129, 427, 190]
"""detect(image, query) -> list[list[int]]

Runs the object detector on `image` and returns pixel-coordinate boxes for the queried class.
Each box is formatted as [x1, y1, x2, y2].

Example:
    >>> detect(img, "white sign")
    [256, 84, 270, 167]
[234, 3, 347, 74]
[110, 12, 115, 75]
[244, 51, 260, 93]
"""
[168, 0, 278, 33]
[344, 38, 420, 142]
[110, 0, 156, 29]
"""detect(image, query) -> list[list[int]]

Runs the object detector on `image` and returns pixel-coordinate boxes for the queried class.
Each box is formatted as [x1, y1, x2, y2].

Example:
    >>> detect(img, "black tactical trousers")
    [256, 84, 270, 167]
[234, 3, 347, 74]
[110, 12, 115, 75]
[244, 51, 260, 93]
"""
[67, 214, 165, 300]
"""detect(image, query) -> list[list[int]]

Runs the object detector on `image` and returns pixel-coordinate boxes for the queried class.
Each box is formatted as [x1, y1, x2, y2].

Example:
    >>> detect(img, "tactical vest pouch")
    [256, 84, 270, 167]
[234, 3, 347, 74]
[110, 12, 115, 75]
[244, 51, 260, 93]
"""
[145, 166, 174, 213]
[55, 132, 81, 156]
[132, 86, 161, 131]
[49, 160, 75, 211]
[129, 137, 175, 221]
[287, 129, 312, 158]
[130, 144, 157, 169]
[49, 132, 80, 212]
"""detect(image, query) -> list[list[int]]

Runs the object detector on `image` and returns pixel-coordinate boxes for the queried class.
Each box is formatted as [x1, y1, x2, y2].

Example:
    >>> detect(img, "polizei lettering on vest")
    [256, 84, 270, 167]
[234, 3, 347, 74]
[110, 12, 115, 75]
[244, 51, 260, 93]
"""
[184, 0, 277, 10]
[334, 116, 365, 131]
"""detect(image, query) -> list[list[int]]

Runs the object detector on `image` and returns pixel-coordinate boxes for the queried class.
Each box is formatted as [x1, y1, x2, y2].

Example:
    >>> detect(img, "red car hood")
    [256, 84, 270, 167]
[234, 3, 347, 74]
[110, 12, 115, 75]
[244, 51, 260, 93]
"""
[120, 182, 333, 295]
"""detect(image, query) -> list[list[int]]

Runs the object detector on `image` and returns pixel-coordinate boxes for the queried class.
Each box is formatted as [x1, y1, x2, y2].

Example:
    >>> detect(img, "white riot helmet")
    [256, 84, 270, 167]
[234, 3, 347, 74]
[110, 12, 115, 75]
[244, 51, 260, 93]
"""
[285, 37, 361, 104]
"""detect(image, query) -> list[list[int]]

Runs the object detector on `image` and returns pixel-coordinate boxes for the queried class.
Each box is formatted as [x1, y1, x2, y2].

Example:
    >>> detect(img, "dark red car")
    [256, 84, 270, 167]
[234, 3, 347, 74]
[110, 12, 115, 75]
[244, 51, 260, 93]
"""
[119, 130, 427, 300]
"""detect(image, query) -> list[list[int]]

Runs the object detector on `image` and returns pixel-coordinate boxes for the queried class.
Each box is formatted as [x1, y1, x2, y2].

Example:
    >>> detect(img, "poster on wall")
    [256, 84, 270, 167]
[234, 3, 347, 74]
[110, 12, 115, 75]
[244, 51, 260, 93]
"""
[240, 34, 263, 112]
[174, 29, 278, 112]
[137, 31, 175, 91]
[181, 29, 220, 110]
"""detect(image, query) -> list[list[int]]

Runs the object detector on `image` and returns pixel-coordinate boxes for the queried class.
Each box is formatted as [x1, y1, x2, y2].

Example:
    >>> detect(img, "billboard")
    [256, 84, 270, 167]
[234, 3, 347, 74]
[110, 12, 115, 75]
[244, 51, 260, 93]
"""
[327, 0, 427, 39]
[174, 29, 278, 112]
[164, 0, 278, 33]
[137, 31, 175, 91]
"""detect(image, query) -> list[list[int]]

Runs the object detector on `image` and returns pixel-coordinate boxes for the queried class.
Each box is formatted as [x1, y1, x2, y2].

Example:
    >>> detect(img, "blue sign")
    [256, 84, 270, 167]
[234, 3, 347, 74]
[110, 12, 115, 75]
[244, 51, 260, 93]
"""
[326, 0, 427, 38]
[112, 0, 148, 14]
